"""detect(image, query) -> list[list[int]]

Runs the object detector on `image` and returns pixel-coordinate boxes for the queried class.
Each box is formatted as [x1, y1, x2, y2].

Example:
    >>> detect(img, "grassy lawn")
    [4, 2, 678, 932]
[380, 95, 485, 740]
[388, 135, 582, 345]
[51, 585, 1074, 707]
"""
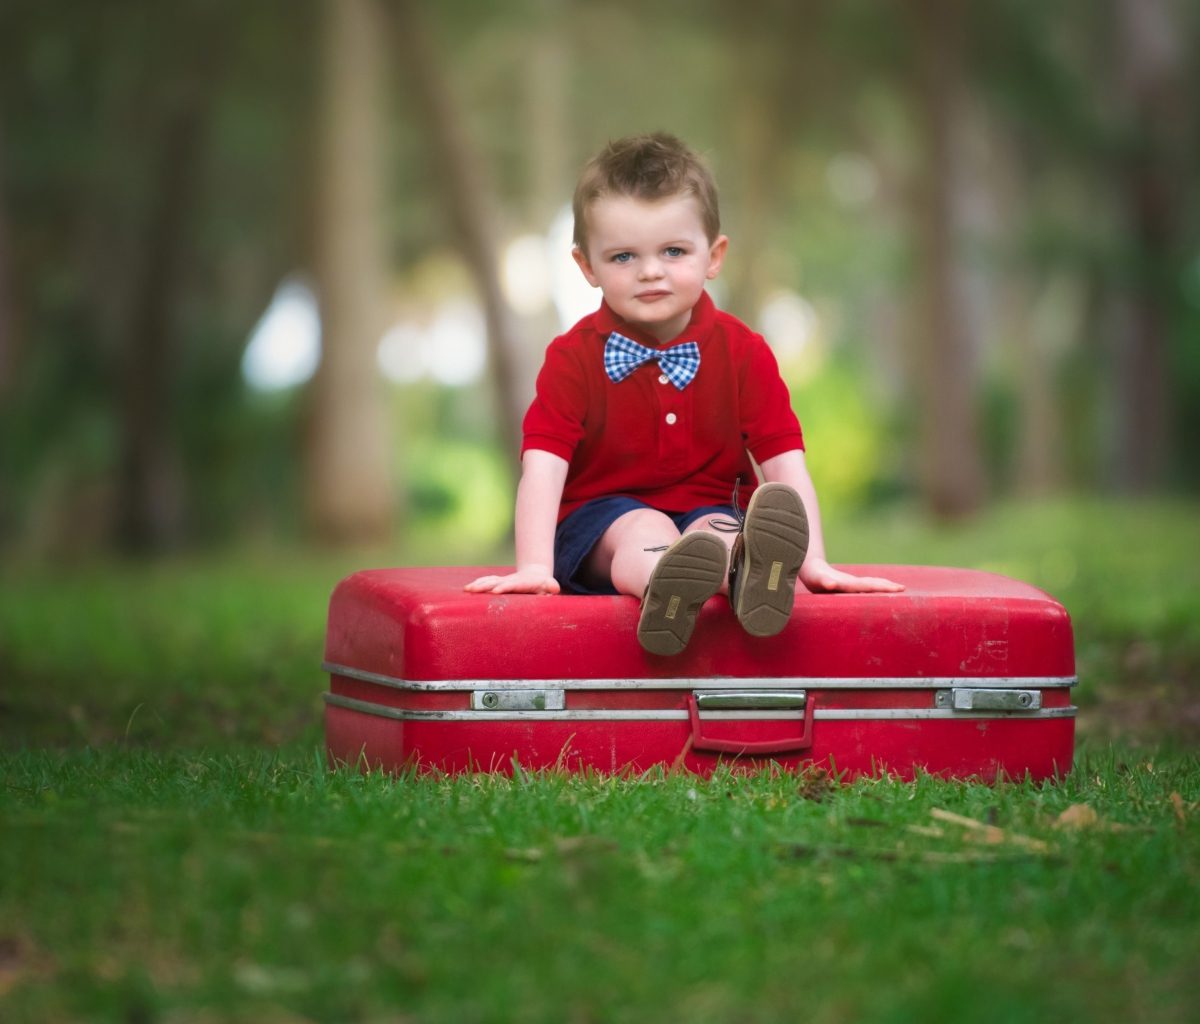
[1, 498, 1198, 1021]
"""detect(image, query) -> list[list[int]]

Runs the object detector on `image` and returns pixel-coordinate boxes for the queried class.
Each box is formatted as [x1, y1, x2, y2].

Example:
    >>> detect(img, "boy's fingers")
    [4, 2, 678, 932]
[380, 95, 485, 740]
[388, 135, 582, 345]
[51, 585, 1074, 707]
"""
[845, 576, 905, 593]
[845, 575, 899, 590]
[490, 575, 556, 595]
[816, 572, 905, 594]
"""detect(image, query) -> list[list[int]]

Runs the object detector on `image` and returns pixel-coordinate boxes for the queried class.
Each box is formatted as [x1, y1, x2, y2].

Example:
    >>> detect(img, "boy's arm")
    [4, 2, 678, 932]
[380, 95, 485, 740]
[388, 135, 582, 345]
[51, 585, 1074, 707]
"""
[758, 450, 904, 594]
[464, 449, 569, 595]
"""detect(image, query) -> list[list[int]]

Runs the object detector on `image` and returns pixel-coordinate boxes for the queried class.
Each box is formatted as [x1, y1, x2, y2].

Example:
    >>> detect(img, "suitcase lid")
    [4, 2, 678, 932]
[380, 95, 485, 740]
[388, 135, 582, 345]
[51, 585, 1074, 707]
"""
[323, 565, 1075, 684]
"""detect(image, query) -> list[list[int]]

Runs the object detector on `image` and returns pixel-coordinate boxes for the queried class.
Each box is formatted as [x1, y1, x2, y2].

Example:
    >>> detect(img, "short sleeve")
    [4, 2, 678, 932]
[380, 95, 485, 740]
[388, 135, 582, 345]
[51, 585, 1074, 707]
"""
[521, 337, 589, 461]
[738, 334, 804, 462]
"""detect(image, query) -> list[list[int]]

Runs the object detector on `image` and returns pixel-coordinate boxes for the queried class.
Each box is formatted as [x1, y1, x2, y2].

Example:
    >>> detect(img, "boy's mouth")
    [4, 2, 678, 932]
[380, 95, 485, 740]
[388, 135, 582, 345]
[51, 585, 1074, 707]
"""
[635, 290, 671, 301]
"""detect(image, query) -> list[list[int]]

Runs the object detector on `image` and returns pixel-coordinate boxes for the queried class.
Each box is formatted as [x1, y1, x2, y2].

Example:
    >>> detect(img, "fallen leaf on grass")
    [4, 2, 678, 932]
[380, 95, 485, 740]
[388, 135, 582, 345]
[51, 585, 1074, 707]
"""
[233, 960, 310, 995]
[0, 937, 21, 995]
[1055, 804, 1098, 829]
[1052, 804, 1136, 833]
[505, 847, 543, 862]
[1170, 793, 1186, 823]
[0, 935, 55, 995]
[929, 808, 1051, 852]
[796, 767, 834, 803]
[929, 808, 992, 829]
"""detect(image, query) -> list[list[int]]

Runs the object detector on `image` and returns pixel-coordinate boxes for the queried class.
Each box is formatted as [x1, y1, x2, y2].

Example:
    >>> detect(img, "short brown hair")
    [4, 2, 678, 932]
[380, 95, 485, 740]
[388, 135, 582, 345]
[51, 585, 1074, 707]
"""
[572, 132, 720, 253]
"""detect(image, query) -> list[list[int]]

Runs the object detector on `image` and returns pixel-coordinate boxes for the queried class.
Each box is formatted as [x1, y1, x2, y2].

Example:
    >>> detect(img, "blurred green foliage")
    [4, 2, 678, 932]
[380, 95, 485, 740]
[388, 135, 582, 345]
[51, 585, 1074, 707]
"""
[788, 360, 890, 511]
[1, 0, 1198, 552]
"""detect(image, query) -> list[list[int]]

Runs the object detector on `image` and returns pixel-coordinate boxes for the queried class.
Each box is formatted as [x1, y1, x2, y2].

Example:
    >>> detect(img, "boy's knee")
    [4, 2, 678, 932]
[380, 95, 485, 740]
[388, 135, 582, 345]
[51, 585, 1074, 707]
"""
[610, 507, 678, 543]
[684, 518, 737, 548]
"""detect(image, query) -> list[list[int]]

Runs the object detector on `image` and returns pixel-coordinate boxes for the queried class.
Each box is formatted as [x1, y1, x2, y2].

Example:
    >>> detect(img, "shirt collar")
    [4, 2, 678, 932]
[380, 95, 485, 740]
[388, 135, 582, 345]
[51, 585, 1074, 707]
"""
[594, 289, 716, 350]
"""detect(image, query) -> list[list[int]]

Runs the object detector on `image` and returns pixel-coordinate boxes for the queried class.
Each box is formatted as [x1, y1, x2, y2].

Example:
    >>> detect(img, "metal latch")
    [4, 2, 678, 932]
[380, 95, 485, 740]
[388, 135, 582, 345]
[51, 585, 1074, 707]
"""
[693, 690, 807, 709]
[934, 688, 1041, 711]
[471, 689, 565, 711]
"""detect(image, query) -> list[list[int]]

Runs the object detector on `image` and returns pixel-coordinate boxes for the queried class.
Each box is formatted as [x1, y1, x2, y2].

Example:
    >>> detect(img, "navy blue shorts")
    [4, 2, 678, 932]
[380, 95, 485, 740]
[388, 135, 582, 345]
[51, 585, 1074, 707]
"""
[553, 496, 741, 596]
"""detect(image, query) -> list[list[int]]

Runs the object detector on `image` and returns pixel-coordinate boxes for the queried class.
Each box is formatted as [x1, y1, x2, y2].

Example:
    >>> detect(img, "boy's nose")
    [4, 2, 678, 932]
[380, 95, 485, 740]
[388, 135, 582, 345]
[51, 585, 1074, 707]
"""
[638, 258, 664, 279]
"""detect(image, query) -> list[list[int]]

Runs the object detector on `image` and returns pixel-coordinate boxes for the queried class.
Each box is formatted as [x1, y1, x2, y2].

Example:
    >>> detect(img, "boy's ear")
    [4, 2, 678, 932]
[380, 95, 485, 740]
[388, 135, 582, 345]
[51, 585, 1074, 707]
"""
[572, 246, 601, 288]
[706, 235, 729, 280]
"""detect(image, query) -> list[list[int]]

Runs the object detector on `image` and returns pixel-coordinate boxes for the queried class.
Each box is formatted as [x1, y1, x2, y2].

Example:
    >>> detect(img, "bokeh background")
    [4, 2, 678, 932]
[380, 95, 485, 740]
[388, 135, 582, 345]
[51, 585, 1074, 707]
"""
[0, 0, 1198, 751]
[1, 6, 1199, 1020]
[2, 0, 1198, 557]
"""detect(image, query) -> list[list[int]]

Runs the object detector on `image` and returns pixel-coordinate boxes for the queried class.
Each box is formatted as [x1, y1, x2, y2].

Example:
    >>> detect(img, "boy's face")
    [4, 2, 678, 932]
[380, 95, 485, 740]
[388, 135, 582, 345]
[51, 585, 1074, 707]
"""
[573, 194, 728, 343]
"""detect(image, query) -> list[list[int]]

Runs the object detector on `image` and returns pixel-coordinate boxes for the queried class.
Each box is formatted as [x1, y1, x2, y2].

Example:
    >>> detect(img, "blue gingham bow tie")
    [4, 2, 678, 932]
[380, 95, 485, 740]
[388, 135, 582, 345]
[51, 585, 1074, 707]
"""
[603, 332, 700, 390]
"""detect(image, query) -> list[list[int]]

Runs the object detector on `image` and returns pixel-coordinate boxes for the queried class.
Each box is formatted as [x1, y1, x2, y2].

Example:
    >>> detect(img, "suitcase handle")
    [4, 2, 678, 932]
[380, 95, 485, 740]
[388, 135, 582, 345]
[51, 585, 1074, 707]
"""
[686, 691, 815, 756]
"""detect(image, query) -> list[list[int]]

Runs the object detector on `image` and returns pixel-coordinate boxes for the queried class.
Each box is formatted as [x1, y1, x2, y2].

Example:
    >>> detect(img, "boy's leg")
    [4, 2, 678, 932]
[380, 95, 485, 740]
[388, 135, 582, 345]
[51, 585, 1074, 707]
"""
[581, 508, 681, 597]
[584, 508, 727, 655]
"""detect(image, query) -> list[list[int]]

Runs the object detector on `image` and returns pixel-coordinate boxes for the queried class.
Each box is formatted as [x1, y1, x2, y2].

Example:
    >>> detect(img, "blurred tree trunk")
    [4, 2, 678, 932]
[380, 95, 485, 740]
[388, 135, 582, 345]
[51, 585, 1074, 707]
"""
[1110, 0, 1185, 491]
[0, 120, 11, 403]
[305, 0, 394, 544]
[989, 128, 1069, 498]
[907, 0, 985, 518]
[0, 119, 12, 538]
[115, 41, 220, 553]
[725, 76, 775, 324]
[387, 0, 524, 469]
[513, 24, 571, 410]
[1013, 278, 1078, 496]
[721, 0, 787, 324]
[526, 24, 569, 228]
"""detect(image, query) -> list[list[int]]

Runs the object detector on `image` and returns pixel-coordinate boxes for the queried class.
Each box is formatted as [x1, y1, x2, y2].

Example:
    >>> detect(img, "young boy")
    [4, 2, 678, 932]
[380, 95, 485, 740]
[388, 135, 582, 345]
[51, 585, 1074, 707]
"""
[467, 133, 902, 654]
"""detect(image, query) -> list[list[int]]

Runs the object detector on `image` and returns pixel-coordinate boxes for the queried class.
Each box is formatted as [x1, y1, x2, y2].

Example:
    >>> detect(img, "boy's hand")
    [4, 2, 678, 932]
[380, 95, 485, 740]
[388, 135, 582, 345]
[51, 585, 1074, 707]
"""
[799, 558, 905, 594]
[464, 565, 561, 595]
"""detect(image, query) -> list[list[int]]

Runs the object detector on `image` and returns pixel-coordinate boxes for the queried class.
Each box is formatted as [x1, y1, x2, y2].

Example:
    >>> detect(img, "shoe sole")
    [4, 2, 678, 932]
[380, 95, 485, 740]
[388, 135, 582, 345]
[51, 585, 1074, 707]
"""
[637, 532, 728, 656]
[733, 483, 810, 637]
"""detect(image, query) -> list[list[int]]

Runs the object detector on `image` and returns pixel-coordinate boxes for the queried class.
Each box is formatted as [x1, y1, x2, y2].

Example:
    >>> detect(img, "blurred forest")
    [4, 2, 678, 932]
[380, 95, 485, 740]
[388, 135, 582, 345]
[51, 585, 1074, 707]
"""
[1, 0, 1198, 557]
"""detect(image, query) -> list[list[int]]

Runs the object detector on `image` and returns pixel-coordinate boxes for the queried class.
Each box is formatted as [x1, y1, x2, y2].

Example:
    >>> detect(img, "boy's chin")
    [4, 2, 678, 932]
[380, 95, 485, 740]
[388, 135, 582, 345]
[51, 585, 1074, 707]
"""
[620, 299, 688, 323]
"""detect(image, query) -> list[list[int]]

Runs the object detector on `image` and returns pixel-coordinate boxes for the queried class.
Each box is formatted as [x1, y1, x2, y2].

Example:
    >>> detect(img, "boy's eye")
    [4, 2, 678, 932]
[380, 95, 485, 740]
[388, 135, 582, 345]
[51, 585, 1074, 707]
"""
[611, 252, 633, 263]
[664, 246, 685, 257]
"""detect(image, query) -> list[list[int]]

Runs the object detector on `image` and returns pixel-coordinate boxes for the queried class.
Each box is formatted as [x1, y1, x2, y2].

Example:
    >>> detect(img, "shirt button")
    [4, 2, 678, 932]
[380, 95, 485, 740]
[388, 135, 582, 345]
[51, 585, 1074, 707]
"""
[665, 413, 677, 425]
[658, 374, 669, 385]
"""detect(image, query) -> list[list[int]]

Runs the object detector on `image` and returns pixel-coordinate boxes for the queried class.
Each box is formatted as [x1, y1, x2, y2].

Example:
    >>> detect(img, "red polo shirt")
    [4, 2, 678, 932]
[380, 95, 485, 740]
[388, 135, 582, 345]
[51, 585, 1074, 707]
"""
[522, 291, 804, 523]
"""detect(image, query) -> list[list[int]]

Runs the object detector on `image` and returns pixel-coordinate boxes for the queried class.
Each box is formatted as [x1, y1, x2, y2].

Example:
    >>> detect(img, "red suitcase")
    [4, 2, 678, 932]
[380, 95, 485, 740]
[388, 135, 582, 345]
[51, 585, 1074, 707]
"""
[322, 565, 1076, 780]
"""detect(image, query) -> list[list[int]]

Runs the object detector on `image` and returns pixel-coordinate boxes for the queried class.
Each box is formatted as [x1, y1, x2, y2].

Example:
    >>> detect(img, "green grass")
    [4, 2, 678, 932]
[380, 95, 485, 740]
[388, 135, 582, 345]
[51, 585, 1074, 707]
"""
[2, 750, 1198, 1023]
[1, 498, 1198, 1021]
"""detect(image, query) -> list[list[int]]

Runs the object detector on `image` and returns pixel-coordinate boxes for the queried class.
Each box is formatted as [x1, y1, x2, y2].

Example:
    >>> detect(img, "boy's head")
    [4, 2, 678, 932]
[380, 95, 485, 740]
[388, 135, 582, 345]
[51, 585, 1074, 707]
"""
[571, 133, 728, 341]
[572, 133, 720, 254]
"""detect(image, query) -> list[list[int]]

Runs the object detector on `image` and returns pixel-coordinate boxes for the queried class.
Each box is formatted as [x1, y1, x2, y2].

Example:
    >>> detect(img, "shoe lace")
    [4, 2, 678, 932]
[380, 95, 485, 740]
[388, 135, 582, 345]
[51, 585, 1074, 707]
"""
[643, 477, 745, 551]
[706, 476, 745, 534]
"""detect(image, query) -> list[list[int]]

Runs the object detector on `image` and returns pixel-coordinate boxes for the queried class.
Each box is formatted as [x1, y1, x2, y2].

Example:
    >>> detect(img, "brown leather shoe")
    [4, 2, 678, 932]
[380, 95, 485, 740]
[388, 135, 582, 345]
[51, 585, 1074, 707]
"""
[727, 482, 809, 637]
[637, 532, 728, 656]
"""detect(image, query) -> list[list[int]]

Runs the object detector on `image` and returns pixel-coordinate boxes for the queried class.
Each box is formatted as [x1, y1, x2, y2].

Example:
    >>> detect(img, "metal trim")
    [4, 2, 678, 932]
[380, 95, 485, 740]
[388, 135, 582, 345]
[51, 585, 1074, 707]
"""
[322, 662, 1078, 692]
[323, 692, 1078, 722]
